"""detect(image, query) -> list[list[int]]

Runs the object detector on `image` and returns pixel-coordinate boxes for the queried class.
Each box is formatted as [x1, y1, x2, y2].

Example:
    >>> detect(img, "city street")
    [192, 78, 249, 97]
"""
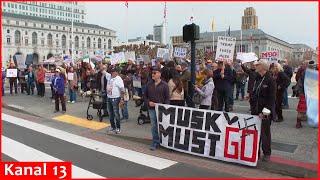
[1, 84, 318, 178]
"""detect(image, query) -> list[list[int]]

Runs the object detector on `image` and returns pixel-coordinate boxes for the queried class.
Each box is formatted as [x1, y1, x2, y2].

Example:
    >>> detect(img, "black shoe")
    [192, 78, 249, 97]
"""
[262, 155, 270, 162]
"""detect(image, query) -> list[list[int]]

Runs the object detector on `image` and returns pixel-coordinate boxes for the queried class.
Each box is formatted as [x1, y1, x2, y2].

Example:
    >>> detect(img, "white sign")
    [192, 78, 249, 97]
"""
[6, 69, 18, 78]
[155, 104, 262, 167]
[140, 55, 151, 64]
[15, 55, 26, 69]
[260, 51, 279, 63]
[125, 51, 136, 62]
[45, 73, 54, 83]
[174, 47, 187, 58]
[67, 73, 74, 81]
[157, 48, 170, 60]
[111, 52, 126, 65]
[132, 76, 142, 88]
[215, 36, 236, 62]
[236, 52, 258, 63]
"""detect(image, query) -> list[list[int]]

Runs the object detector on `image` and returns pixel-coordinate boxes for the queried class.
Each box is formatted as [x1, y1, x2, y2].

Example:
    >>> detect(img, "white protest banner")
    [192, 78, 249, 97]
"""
[45, 73, 54, 83]
[215, 36, 236, 62]
[155, 104, 261, 167]
[140, 55, 151, 64]
[111, 52, 126, 65]
[174, 47, 187, 58]
[236, 52, 258, 63]
[260, 51, 279, 63]
[125, 51, 136, 62]
[6, 69, 18, 78]
[67, 73, 74, 81]
[132, 76, 142, 88]
[15, 54, 26, 69]
[157, 48, 170, 60]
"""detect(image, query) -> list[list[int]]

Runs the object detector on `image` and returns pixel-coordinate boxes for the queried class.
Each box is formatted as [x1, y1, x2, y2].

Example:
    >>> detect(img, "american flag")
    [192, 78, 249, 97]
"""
[125, 1, 128, 8]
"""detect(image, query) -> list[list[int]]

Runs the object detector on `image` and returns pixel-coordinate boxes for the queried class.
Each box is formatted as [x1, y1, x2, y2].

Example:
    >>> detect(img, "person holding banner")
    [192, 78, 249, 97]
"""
[7, 62, 18, 95]
[145, 66, 170, 151]
[251, 59, 276, 162]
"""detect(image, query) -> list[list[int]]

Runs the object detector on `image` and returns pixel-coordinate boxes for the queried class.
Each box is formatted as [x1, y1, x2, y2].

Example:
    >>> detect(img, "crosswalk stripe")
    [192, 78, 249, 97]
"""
[2, 136, 104, 178]
[53, 114, 110, 130]
[2, 113, 177, 170]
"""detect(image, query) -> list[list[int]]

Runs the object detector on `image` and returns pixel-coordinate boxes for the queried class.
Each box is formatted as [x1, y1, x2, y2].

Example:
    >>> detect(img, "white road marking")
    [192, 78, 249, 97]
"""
[2, 136, 104, 179]
[2, 113, 177, 170]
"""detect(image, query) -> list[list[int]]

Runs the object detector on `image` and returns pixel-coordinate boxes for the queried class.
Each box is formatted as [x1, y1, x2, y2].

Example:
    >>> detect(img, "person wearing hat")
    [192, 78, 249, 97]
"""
[106, 67, 125, 134]
[52, 68, 66, 113]
[145, 66, 170, 150]
[251, 59, 276, 162]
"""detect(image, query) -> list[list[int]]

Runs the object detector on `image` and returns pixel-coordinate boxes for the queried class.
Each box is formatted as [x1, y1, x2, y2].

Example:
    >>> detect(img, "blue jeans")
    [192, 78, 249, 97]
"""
[107, 97, 121, 129]
[148, 109, 160, 146]
[236, 82, 245, 99]
[282, 88, 288, 106]
[121, 101, 129, 119]
[69, 88, 76, 102]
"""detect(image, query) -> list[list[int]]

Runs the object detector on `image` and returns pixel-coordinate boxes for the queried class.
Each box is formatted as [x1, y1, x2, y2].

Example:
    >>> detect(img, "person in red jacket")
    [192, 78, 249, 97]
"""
[36, 64, 47, 97]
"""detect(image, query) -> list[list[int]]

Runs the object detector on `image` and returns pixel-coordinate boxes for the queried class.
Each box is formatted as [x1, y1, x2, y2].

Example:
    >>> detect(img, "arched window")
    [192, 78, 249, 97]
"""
[108, 39, 112, 49]
[32, 32, 37, 45]
[87, 37, 91, 48]
[47, 33, 53, 47]
[98, 38, 101, 49]
[75, 36, 79, 48]
[15, 30, 21, 45]
[61, 35, 66, 48]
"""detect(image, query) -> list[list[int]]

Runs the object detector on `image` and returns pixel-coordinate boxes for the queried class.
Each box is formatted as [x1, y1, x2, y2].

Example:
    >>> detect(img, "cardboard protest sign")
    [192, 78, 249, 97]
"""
[215, 36, 236, 62]
[236, 52, 258, 63]
[6, 69, 18, 77]
[155, 104, 262, 166]
[67, 73, 74, 81]
[174, 47, 187, 58]
[111, 52, 126, 65]
[157, 48, 170, 60]
[132, 76, 142, 88]
[140, 55, 151, 64]
[125, 51, 136, 62]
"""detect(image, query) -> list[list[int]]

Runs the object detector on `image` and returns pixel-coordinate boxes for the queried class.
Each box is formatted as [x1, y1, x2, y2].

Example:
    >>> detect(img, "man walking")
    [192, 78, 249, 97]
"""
[145, 66, 170, 151]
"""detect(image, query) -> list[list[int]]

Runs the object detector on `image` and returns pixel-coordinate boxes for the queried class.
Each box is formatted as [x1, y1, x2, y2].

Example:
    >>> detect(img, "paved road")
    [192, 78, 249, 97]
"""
[2, 113, 236, 178]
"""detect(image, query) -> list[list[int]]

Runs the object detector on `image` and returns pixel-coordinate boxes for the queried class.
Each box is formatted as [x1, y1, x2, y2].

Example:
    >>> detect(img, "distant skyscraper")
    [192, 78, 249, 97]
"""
[146, 34, 154, 40]
[241, 7, 258, 30]
[2, 1, 86, 23]
[153, 23, 166, 45]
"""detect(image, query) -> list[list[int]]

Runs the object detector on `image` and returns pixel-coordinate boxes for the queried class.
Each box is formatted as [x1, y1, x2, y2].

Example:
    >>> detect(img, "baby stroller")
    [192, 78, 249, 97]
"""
[133, 95, 150, 125]
[86, 90, 106, 122]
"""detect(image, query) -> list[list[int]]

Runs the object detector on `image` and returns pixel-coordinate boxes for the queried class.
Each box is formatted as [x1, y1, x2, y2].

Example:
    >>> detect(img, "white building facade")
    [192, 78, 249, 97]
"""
[2, 1, 86, 23]
[2, 12, 116, 67]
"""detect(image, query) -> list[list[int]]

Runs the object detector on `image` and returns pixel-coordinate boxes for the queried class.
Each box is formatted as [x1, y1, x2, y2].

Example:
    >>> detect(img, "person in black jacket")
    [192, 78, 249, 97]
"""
[281, 59, 293, 109]
[271, 63, 290, 122]
[241, 62, 258, 112]
[251, 59, 276, 162]
[213, 61, 233, 112]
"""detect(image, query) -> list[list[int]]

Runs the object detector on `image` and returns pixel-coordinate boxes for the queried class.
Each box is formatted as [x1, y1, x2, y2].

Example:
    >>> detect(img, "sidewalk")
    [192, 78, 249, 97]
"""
[2, 91, 318, 178]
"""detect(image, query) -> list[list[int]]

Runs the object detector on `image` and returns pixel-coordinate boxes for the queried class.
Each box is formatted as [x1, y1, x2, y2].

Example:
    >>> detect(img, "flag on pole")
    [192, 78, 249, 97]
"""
[125, 1, 128, 8]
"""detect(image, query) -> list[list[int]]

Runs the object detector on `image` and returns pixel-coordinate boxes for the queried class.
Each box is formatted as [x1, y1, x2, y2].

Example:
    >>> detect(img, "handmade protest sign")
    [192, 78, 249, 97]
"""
[67, 73, 74, 81]
[215, 36, 236, 62]
[15, 54, 26, 69]
[132, 76, 142, 88]
[45, 73, 54, 83]
[6, 69, 17, 78]
[260, 51, 279, 63]
[174, 47, 187, 58]
[157, 48, 170, 60]
[111, 52, 126, 65]
[155, 104, 261, 166]
[125, 51, 136, 62]
[236, 52, 258, 63]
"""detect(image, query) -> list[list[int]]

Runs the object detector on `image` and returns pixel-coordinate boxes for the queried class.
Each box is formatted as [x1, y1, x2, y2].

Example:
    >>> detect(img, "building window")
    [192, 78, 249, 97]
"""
[62, 35, 66, 48]
[56, 26, 58, 30]
[16, 21, 19, 25]
[7, 37, 11, 44]
[15, 30, 21, 45]
[82, 29, 84, 32]
[56, 40, 59, 47]
[49, 25, 51, 29]
[25, 22, 28, 26]
[104, 44, 106, 50]
[25, 39, 28, 46]
[41, 39, 44, 46]
[88, 30, 90, 33]
[108, 39, 112, 49]
[63, 27, 65, 30]
[98, 38, 101, 49]
[7, 29, 10, 33]
[25, 31, 27, 35]
[32, 32, 37, 45]
[87, 37, 91, 48]
[47, 33, 53, 47]
[7, 20, 10, 24]
[42, 33, 44, 36]
[75, 36, 79, 48]
[41, 24, 44, 28]
[56, 34, 58, 38]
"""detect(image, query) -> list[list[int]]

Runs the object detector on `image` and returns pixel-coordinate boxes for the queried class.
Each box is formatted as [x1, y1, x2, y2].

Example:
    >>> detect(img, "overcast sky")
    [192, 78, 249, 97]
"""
[85, 1, 318, 49]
